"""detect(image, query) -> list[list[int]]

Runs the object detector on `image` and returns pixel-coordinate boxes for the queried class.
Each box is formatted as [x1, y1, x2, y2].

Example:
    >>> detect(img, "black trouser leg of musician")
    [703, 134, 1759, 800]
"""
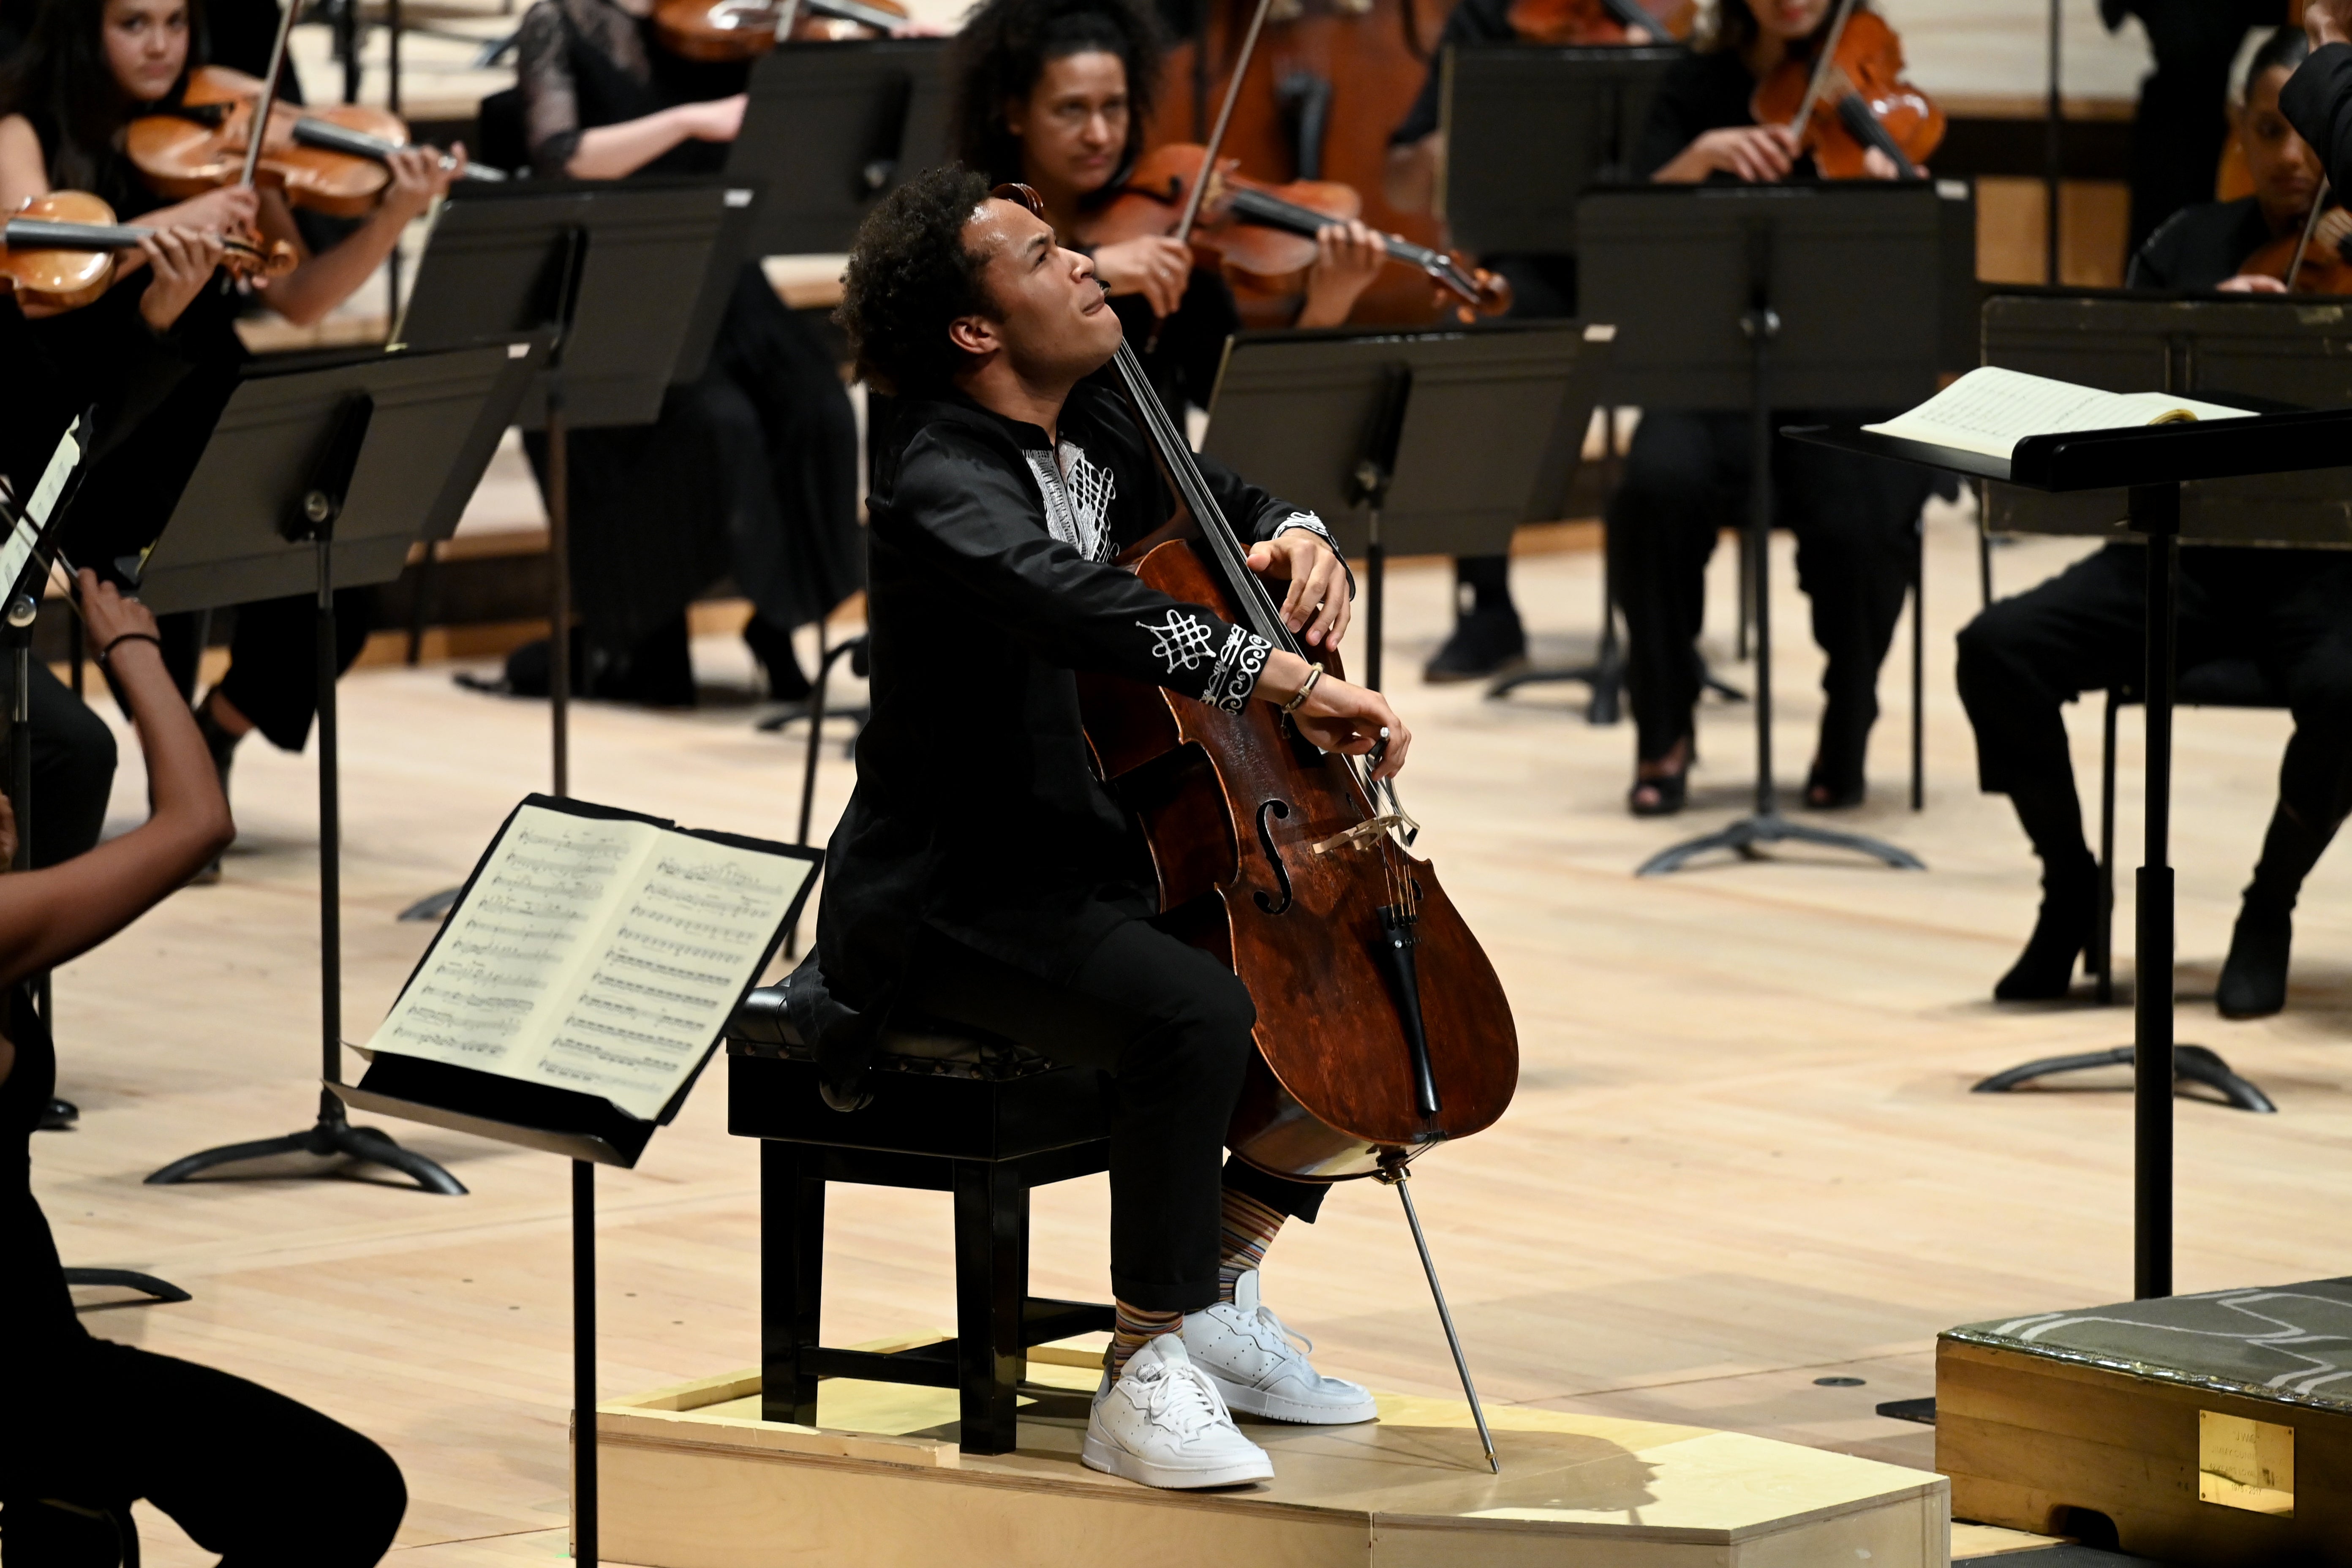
[1, 1338, 406, 1567]
[901, 922, 1326, 1311]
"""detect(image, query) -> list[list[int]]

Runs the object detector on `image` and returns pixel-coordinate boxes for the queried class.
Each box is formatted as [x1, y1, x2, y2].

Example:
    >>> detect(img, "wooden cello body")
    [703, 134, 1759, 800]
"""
[1070, 338, 1519, 1177]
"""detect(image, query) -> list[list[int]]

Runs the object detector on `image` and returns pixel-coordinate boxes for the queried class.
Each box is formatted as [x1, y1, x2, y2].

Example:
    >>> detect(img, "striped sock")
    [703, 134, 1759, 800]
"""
[1217, 1187, 1286, 1304]
[1108, 1299, 1183, 1379]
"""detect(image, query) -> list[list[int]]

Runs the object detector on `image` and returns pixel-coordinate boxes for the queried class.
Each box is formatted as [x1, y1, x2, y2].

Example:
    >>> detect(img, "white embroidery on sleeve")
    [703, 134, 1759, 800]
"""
[1137, 608, 1220, 673]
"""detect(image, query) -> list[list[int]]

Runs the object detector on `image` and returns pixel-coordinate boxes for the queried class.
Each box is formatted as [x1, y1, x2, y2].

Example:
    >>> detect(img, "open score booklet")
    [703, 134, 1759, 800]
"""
[1862, 366, 2255, 460]
[364, 800, 814, 1120]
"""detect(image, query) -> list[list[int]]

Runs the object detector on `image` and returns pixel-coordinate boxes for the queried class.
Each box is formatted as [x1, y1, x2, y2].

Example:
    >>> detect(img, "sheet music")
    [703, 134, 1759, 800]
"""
[365, 804, 812, 1119]
[1865, 366, 2253, 459]
[0, 417, 83, 602]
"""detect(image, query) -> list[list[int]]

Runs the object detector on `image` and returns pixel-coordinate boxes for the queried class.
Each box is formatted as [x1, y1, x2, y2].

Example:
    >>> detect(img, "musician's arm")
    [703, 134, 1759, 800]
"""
[1193, 453, 1354, 648]
[2281, 36, 2352, 198]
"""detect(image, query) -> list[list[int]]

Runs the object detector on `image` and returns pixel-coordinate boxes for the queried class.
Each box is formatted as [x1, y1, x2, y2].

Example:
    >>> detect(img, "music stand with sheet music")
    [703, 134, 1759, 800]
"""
[328, 792, 820, 1568]
[1577, 179, 1975, 876]
[393, 177, 758, 823]
[1961, 291, 2352, 1119]
[1790, 402, 2352, 1302]
[136, 340, 545, 1195]
[729, 38, 951, 256]
[1200, 320, 1613, 691]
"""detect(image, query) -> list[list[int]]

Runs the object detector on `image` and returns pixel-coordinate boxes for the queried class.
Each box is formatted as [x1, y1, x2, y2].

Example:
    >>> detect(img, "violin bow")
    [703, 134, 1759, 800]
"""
[236, 0, 304, 192]
[1786, 0, 1862, 141]
[2285, 177, 2333, 292]
[1142, 0, 1276, 351]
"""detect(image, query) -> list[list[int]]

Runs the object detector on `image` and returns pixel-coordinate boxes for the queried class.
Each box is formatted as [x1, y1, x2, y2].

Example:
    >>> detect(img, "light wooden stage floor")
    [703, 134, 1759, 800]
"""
[40, 499, 2352, 1562]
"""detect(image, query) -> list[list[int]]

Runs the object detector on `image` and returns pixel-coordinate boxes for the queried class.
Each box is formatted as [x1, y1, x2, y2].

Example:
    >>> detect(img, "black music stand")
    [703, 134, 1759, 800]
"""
[729, 38, 950, 255]
[1579, 180, 1975, 876]
[1963, 291, 2352, 1113]
[1792, 403, 2352, 1300]
[141, 341, 544, 1194]
[328, 793, 819, 1568]
[390, 178, 756, 923]
[1200, 321, 1611, 691]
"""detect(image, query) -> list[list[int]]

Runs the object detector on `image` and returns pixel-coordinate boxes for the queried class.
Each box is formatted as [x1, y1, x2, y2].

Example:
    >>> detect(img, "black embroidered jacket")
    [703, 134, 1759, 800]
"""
[813, 382, 1331, 1011]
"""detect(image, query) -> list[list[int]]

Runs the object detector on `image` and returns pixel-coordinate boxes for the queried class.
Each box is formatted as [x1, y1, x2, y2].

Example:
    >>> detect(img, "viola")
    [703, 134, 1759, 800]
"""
[1083, 142, 1511, 321]
[1061, 286, 1520, 1189]
[1504, 0, 1694, 45]
[127, 66, 498, 220]
[653, 0, 909, 61]
[2, 191, 295, 312]
[1749, 2, 1943, 180]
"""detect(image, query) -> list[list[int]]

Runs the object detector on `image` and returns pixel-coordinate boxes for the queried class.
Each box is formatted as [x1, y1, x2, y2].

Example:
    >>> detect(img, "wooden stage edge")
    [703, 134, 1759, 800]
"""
[585, 1345, 1952, 1568]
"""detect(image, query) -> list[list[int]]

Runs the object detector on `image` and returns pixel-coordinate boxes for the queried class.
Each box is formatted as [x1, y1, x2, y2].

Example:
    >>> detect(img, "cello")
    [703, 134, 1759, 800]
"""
[1010, 174, 1519, 1463]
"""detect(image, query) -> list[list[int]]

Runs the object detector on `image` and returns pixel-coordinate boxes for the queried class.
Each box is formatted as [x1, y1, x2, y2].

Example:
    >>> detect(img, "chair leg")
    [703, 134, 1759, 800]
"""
[2097, 689, 2120, 1006]
[953, 1160, 1027, 1454]
[1911, 517, 1925, 812]
[762, 1141, 823, 1427]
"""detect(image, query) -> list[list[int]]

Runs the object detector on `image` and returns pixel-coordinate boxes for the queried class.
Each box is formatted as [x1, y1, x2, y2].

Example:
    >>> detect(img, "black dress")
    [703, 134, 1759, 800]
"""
[514, 0, 863, 686]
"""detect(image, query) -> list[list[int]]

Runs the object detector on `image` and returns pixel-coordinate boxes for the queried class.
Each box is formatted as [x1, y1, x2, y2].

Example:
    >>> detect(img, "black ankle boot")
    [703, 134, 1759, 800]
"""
[1423, 605, 1527, 683]
[743, 615, 813, 702]
[2217, 898, 2293, 1019]
[1996, 856, 2098, 1001]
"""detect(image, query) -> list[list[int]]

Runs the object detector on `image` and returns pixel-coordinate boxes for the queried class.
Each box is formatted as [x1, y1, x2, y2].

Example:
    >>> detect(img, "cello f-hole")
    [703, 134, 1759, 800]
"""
[1253, 799, 1294, 914]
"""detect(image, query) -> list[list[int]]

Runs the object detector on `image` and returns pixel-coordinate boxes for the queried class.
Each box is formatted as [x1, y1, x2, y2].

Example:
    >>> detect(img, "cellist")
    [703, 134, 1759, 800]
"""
[814, 165, 1404, 1489]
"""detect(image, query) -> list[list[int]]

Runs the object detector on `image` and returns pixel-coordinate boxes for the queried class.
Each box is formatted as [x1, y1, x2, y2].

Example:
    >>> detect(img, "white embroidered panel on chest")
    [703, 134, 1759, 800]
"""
[1026, 439, 1117, 562]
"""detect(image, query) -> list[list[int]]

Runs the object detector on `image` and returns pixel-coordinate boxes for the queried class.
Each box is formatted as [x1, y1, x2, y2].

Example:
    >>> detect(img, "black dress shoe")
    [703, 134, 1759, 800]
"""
[39, 1096, 78, 1130]
[2217, 900, 2292, 1019]
[1996, 858, 2098, 1001]
[1423, 606, 1527, 684]
[743, 615, 814, 702]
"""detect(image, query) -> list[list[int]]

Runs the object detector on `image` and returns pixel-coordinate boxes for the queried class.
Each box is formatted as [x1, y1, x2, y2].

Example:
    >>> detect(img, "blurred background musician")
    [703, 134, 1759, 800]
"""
[950, 0, 1383, 428]
[0, 0, 460, 866]
[2100, 0, 2289, 258]
[1606, 0, 1936, 817]
[1958, 24, 2352, 1015]
[0, 574, 406, 1567]
[1383, 0, 1677, 685]
[504, 0, 864, 706]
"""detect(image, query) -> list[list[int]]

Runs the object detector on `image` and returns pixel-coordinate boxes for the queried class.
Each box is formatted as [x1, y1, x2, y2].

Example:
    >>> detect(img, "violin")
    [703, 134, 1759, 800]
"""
[1503, 0, 1694, 45]
[127, 66, 498, 220]
[1044, 216, 1520, 1190]
[2241, 186, 2352, 294]
[1085, 143, 1511, 320]
[1749, 0, 1943, 180]
[2, 191, 294, 312]
[652, 0, 909, 61]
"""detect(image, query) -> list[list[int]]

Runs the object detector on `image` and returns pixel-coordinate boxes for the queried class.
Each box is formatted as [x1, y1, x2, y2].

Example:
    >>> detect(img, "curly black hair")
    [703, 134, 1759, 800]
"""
[949, 0, 1168, 189]
[836, 164, 998, 396]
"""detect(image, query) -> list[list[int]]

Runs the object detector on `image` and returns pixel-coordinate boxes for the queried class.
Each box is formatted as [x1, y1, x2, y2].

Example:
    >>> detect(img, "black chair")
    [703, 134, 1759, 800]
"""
[726, 983, 1115, 1455]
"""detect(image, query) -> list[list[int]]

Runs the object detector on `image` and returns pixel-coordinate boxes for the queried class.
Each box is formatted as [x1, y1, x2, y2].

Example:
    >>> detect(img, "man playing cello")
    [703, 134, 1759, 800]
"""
[809, 165, 1409, 1490]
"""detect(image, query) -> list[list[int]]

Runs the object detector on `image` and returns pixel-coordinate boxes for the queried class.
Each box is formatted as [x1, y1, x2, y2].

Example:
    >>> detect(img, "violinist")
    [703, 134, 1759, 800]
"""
[1609, 0, 1936, 816]
[949, 0, 1383, 422]
[1955, 24, 2352, 1016]
[2131, 26, 2344, 293]
[506, 0, 862, 705]
[1382, 0, 1667, 684]
[0, 0, 461, 864]
[814, 166, 1401, 1488]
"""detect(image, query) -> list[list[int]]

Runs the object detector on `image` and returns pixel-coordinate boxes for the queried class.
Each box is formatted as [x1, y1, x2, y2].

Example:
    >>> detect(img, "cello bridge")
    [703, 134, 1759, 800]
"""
[1307, 812, 1414, 858]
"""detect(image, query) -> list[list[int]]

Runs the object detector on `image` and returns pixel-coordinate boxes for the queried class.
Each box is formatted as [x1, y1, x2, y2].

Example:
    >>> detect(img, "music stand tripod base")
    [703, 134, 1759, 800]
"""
[1637, 809, 1927, 878]
[1971, 1043, 2276, 1114]
[147, 1095, 470, 1193]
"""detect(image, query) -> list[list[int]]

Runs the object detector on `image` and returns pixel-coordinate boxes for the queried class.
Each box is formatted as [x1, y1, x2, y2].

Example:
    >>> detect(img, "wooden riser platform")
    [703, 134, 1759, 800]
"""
[588, 1349, 1950, 1568]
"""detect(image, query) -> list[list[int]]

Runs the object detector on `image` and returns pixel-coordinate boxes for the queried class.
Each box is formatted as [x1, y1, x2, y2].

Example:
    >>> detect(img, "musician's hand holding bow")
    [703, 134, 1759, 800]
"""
[1260, 650, 1411, 782]
[1246, 527, 1352, 649]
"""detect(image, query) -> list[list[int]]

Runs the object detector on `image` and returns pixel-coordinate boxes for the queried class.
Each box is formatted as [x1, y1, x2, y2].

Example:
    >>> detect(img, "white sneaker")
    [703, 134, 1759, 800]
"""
[1081, 1333, 1274, 1489]
[1183, 1269, 1379, 1425]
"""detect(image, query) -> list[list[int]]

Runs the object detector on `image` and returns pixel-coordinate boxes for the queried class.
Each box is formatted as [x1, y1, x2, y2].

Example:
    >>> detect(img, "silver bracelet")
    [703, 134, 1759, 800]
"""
[1279, 662, 1324, 714]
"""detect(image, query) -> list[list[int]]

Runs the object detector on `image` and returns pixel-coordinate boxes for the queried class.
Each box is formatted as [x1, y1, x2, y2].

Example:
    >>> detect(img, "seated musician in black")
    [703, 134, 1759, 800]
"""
[819, 165, 1408, 1489]
[1611, 0, 1936, 815]
[1956, 25, 2352, 1016]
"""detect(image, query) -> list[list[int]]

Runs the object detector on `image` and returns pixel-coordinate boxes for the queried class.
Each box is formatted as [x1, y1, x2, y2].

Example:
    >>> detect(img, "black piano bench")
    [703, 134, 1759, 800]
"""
[726, 985, 1116, 1455]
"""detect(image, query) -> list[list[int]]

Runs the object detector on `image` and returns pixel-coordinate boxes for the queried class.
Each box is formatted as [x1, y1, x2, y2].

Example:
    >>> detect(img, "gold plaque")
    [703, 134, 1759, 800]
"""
[2199, 1410, 2294, 1516]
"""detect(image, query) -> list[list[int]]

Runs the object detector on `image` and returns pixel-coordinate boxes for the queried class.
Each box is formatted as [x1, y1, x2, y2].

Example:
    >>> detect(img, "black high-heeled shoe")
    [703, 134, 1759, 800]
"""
[1628, 764, 1689, 817]
[1803, 760, 1865, 811]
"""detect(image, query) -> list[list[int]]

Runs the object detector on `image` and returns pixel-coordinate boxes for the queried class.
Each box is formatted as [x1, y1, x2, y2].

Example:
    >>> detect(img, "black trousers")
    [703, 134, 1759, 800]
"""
[1, 1337, 405, 1566]
[1956, 544, 2352, 827]
[1606, 410, 1931, 768]
[155, 590, 371, 753]
[1, 661, 117, 868]
[2112, 0, 2281, 255]
[903, 919, 1326, 1313]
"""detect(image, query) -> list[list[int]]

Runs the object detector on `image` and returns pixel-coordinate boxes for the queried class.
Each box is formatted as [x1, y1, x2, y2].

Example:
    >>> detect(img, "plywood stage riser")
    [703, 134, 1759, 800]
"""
[594, 1439, 1947, 1568]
